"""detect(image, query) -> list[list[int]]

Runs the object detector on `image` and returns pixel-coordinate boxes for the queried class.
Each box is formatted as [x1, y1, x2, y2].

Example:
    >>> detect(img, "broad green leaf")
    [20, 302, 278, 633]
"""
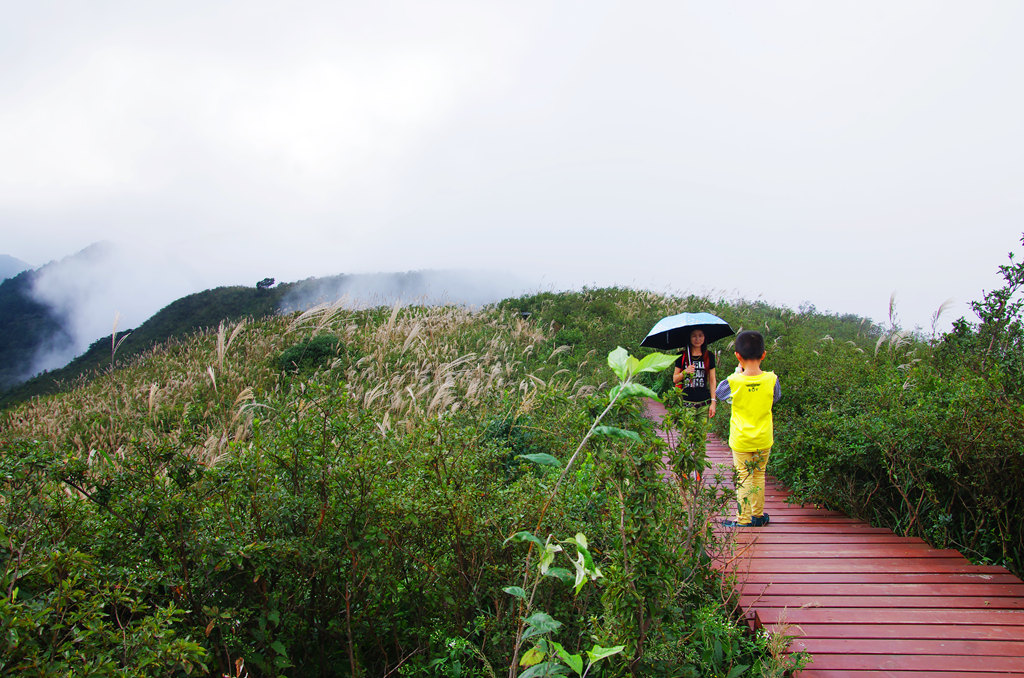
[503, 586, 527, 600]
[538, 542, 562, 574]
[571, 551, 586, 594]
[626, 354, 640, 376]
[271, 641, 288, 657]
[607, 347, 629, 380]
[562, 536, 596, 573]
[593, 426, 642, 443]
[726, 665, 750, 678]
[517, 453, 561, 467]
[577, 544, 596, 572]
[519, 662, 570, 678]
[635, 352, 679, 374]
[520, 646, 546, 667]
[609, 383, 659, 402]
[571, 546, 602, 595]
[585, 644, 626, 663]
[505, 531, 544, 548]
[550, 642, 584, 676]
[543, 567, 573, 584]
[522, 612, 562, 640]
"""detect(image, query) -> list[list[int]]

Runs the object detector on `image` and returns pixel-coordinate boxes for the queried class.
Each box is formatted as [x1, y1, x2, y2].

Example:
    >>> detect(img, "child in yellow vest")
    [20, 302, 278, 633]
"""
[714, 330, 780, 527]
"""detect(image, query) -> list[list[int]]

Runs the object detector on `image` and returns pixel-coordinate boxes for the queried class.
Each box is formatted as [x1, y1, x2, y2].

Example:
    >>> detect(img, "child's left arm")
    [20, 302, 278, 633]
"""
[773, 378, 781, 403]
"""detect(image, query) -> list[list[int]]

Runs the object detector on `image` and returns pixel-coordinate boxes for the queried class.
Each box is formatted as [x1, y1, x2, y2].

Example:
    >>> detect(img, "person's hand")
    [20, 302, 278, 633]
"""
[709, 401, 717, 418]
[684, 364, 696, 375]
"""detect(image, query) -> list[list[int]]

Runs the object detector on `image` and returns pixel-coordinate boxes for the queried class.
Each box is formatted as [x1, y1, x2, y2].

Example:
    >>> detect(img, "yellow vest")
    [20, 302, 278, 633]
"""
[727, 371, 777, 452]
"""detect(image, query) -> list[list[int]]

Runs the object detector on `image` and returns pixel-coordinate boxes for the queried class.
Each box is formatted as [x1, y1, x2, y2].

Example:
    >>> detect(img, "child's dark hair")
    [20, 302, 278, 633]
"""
[735, 330, 765, 360]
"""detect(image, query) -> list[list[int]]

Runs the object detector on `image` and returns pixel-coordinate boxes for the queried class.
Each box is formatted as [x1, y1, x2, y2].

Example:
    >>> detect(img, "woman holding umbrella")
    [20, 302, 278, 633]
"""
[640, 311, 735, 418]
[673, 328, 717, 417]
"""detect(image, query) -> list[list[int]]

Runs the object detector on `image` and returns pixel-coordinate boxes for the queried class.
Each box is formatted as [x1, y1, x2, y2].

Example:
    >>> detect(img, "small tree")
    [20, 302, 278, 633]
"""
[972, 233, 1024, 368]
[256, 277, 276, 290]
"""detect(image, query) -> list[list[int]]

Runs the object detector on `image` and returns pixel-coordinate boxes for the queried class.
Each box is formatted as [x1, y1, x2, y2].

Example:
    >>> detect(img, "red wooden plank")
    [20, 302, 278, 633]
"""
[797, 652, 1024, 672]
[737, 545, 966, 558]
[801, 672, 1017, 678]
[758, 510, 844, 517]
[727, 516, 864, 524]
[739, 594, 1024, 609]
[723, 524, 899, 534]
[720, 558, 1007, 573]
[754, 608, 1024, 626]
[740, 582, 1024, 597]
[733, 534, 930, 544]
[738, 572, 1023, 585]
[767, 623, 1024, 641]
[792, 637, 1024, 656]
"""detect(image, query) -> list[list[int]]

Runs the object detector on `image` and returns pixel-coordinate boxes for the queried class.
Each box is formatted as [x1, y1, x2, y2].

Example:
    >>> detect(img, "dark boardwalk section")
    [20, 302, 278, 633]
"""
[643, 399, 1024, 677]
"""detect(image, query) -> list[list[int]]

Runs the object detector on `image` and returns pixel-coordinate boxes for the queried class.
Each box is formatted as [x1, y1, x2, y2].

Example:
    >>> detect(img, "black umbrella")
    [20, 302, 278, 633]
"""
[640, 312, 735, 351]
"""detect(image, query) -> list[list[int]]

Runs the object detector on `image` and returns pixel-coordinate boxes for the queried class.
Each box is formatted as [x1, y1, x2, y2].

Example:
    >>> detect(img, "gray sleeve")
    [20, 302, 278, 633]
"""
[715, 380, 732, 402]
[774, 379, 781, 403]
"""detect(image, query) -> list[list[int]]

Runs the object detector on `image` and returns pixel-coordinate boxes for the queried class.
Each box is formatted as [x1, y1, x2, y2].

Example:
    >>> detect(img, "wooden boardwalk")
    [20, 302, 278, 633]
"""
[643, 399, 1024, 677]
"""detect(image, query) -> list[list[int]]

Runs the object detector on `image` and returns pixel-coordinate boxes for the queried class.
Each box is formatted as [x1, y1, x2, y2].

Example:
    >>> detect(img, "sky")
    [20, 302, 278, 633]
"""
[3, 1, 1022, 350]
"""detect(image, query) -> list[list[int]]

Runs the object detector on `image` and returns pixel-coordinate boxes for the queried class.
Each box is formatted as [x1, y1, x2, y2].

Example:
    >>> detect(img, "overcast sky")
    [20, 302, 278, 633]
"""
[3, 1, 1022, 338]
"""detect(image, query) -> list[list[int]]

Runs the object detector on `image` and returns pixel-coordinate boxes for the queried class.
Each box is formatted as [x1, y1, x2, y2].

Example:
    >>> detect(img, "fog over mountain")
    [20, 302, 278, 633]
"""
[3, 241, 533, 388]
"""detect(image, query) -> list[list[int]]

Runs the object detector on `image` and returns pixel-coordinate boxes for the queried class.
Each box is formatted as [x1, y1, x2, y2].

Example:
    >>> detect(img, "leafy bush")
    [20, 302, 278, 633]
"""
[276, 334, 350, 373]
[0, 441, 209, 677]
[0, 294, 811, 676]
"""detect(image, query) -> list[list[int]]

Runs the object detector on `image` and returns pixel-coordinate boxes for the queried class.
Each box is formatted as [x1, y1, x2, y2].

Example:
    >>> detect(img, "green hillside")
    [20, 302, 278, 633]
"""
[0, 283, 289, 408]
[1, 235, 1020, 676]
[0, 269, 516, 409]
[1, 287, 815, 677]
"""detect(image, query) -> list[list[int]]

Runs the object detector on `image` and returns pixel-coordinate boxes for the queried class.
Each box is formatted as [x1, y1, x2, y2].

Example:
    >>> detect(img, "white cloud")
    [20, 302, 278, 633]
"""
[1, 1, 1021, 335]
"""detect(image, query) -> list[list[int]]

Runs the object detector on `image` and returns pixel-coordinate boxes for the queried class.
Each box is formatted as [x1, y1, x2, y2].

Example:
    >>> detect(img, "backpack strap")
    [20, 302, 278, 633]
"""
[684, 346, 712, 370]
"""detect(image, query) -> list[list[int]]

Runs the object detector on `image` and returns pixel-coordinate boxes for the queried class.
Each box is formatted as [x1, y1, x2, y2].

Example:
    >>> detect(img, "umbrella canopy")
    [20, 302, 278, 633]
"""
[640, 312, 735, 351]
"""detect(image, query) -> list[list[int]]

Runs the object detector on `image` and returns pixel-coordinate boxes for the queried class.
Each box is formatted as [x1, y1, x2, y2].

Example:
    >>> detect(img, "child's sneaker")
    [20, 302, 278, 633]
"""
[721, 518, 753, 527]
[750, 513, 770, 527]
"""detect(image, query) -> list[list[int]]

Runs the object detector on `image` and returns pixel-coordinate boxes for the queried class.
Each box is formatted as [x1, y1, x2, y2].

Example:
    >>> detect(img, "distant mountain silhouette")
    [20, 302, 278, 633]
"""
[0, 265, 526, 408]
[0, 244, 116, 392]
[0, 254, 30, 280]
[0, 269, 74, 393]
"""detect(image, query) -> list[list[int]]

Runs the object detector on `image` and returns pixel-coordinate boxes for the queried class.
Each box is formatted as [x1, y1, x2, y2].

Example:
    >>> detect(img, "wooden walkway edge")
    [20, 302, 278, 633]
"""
[642, 399, 1024, 677]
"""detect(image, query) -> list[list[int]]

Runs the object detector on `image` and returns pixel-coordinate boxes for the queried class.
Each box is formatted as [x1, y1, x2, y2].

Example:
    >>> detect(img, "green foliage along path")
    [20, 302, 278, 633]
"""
[1, 293, 793, 677]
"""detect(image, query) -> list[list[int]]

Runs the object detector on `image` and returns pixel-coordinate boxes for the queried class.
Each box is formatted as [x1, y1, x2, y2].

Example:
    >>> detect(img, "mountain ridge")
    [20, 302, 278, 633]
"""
[0, 268, 528, 408]
[0, 254, 31, 280]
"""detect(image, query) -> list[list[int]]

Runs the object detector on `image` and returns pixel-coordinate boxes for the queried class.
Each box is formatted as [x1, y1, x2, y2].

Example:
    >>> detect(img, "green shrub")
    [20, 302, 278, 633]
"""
[276, 334, 349, 373]
[2, 294, 814, 676]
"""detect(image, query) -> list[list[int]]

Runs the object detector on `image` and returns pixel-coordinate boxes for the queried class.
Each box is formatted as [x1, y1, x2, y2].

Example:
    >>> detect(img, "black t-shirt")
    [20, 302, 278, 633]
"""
[675, 350, 717, 403]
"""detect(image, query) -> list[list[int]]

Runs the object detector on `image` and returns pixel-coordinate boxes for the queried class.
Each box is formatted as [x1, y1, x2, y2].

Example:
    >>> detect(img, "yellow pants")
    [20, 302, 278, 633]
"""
[732, 447, 771, 523]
